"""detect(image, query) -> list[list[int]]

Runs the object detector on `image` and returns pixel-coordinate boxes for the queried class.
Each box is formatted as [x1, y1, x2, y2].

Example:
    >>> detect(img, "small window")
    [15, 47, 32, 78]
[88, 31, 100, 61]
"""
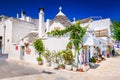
[7, 39, 9, 42]
[54, 27, 61, 30]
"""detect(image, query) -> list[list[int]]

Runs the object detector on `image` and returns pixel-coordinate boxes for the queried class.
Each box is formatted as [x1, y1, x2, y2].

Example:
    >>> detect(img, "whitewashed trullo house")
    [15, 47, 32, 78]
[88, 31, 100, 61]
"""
[0, 7, 113, 64]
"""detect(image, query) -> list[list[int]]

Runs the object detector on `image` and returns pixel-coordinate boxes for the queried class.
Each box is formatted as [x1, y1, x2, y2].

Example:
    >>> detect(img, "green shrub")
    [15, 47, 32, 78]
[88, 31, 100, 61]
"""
[34, 38, 45, 56]
[37, 57, 42, 61]
[89, 57, 96, 63]
[62, 50, 74, 65]
[43, 49, 51, 62]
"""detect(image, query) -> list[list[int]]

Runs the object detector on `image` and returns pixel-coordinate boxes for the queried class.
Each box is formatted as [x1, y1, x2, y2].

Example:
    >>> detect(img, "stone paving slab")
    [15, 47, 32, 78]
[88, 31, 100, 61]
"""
[1, 56, 120, 80]
[0, 60, 43, 79]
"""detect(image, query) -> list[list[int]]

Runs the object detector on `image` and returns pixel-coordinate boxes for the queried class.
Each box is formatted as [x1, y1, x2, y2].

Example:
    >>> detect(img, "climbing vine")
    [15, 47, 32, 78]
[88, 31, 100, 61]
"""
[47, 22, 86, 51]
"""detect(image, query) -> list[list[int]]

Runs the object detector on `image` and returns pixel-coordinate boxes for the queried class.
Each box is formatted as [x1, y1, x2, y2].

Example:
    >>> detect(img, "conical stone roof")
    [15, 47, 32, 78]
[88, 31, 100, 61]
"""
[52, 7, 71, 27]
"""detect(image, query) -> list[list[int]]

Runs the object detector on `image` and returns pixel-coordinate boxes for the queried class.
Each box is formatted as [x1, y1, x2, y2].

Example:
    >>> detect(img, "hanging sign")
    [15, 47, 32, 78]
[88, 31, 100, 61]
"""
[15, 46, 18, 50]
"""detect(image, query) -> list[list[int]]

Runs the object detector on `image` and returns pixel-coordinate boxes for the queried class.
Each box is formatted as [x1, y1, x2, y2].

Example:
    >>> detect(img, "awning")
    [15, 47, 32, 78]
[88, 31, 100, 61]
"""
[83, 33, 99, 46]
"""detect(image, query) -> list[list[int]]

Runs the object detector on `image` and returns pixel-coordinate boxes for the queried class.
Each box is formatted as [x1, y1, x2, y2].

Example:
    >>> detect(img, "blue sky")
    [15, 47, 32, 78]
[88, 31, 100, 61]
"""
[0, 0, 120, 22]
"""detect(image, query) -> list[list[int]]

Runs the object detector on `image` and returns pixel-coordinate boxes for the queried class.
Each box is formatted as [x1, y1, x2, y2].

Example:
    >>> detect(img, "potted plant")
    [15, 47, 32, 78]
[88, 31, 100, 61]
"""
[89, 57, 97, 68]
[25, 48, 31, 54]
[51, 51, 59, 69]
[66, 41, 72, 49]
[78, 67, 83, 72]
[72, 63, 78, 71]
[60, 63, 65, 69]
[62, 50, 74, 71]
[37, 57, 43, 65]
[82, 64, 90, 72]
[43, 49, 51, 67]
[34, 38, 45, 65]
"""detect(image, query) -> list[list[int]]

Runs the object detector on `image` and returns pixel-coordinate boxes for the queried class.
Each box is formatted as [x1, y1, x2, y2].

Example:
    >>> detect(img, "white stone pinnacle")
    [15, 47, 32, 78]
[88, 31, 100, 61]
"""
[56, 6, 65, 16]
[59, 6, 62, 11]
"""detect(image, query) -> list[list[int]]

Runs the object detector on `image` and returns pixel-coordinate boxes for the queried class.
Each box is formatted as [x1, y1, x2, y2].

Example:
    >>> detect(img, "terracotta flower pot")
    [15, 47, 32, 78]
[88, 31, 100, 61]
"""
[38, 61, 43, 65]
[60, 66, 65, 69]
[25, 48, 31, 54]
[78, 68, 83, 72]
[68, 46, 72, 49]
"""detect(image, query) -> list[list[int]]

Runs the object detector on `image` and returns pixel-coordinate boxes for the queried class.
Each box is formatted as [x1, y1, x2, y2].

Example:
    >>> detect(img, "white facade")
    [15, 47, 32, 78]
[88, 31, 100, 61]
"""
[0, 18, 13, 54]
[0, 16, 37, 54]
[49, 22, 65, 31]
[43, 36, 69, 51]
[12, 19, 36, 43]
[7, 7, 113, 64]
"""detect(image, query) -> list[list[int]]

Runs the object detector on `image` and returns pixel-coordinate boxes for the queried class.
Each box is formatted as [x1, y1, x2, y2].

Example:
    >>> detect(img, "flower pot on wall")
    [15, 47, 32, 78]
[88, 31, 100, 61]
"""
[68, 46, 72, 49]
[25, 48, 31, 54]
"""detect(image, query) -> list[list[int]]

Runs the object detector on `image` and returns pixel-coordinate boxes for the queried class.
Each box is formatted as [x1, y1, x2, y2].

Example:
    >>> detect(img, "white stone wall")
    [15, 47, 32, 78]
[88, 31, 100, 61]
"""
[49, 22, 65, 32]
[43, 36, 69, 52]
[0, 22, 5, 54]
[23, 36, 69, 64]
[24, 46, 38, 64]
[0, 18, 37, 54]
[9, 44, 38, 64]
[0, 19, 13, 54]
[4, 19, 13, 54]
[9, 44, 21, 60]
[12, 19, 37, 43]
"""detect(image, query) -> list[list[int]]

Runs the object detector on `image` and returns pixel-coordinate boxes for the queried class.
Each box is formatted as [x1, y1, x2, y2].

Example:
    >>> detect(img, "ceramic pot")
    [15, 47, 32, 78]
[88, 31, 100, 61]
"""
[65, 65, 72, 71]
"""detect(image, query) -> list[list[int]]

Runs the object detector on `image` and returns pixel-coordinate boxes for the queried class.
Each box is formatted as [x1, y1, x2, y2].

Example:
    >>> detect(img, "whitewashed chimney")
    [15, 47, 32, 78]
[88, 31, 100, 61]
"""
[38, 8, 44, 38]
[46, 19, 50, 32]
[16, 13, 19, 18]
[21, 10, 26, 21]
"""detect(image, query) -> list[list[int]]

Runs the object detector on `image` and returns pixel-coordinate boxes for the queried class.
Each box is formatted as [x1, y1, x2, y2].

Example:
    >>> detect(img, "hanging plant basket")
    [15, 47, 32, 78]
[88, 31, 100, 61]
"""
[68, 46, 72, 49]
[24, 42, 29, 48]
[25, 48, 31, 54]
[66, 41, 72, 49]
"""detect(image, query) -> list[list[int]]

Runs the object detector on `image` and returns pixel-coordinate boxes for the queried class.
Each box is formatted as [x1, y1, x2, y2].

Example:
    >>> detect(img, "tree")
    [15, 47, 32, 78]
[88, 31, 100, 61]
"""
[69, 22, 86, 51]
[34, 38, 45, 57]
[111, 21, 120, 41]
